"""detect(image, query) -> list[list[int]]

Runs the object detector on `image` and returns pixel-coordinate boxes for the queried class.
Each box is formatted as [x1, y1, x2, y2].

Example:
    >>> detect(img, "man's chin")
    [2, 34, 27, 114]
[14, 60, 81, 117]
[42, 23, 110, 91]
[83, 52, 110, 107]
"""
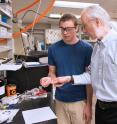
[63, 39, 71, 43]
[90, 36, 97, 41]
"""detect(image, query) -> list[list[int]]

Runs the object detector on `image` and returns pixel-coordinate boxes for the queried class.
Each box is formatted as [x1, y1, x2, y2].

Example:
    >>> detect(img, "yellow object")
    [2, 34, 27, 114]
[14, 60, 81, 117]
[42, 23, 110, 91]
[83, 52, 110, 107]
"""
[6, 84, 16, 96]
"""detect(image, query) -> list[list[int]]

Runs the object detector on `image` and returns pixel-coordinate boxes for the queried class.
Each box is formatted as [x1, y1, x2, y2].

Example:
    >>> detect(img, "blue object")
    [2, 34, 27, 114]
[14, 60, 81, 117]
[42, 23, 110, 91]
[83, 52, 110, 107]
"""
[48, 40, 93, 102]
[7, 104, 17, 109]
[40, 41, 45, 50]
[2, 15, 8, 23]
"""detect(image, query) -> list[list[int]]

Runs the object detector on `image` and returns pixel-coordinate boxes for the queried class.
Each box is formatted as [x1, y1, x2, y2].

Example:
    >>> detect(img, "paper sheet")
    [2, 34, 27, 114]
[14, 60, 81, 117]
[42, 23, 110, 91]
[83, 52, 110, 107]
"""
[0, 109, 19, 123]
[0, 64, 22, 71]
[22, 107, 57, 124]
[23, 62, 40, 68]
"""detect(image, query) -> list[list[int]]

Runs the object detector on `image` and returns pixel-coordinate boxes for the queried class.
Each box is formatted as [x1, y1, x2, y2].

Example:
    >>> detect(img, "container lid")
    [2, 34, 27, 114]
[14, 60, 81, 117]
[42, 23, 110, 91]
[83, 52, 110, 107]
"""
[7, 84, 16, 87]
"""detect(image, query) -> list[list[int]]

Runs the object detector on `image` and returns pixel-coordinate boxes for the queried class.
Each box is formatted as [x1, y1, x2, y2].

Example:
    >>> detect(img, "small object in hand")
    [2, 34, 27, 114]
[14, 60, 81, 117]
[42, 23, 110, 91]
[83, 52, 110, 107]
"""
[40, 77, 52, 87]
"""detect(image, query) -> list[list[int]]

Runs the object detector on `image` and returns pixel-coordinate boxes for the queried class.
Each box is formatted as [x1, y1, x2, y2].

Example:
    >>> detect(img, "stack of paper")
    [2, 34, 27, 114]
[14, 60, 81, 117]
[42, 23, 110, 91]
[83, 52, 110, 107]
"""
[22, 107, 57, 124]
[0, 64, 22, 71]
[0, 109, 19, 123]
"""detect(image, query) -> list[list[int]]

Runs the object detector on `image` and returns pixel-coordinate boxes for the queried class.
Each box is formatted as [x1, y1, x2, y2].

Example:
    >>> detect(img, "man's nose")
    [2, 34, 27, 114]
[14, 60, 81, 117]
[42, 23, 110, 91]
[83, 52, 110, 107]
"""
[63, 30, 67, 34]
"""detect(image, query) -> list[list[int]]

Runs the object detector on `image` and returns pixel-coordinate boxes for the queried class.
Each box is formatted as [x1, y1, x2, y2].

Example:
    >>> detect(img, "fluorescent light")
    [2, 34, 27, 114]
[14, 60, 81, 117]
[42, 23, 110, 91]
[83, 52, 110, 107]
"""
[54, 1, 99, 9]
[49, 14, 80, 19]
[49, 14, 62, 18]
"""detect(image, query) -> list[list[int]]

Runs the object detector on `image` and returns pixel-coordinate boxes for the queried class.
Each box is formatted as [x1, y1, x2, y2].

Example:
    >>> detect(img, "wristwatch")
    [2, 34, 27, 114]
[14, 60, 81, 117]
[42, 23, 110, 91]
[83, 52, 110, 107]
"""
[70, 75, 74, 83]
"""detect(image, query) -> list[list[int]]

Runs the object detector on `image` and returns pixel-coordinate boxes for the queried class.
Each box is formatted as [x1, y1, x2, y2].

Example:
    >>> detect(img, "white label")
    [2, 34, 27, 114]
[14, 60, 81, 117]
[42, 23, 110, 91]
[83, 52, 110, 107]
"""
[0, 85, 5, 95]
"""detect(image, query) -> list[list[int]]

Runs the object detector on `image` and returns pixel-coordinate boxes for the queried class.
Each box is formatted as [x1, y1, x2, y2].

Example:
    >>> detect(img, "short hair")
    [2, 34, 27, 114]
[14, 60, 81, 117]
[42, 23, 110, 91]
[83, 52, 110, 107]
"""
[81, 5, 111, 27]
[59, 13, 78, 27]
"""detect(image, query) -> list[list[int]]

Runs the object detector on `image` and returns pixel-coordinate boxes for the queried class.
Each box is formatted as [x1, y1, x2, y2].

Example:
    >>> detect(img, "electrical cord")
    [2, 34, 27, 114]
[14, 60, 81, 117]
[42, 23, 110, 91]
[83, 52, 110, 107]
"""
[15, 0, 41, 15]
[20, 9, 56, 21]
[30, 0, 42, 45]
[32, 0, 41, 25]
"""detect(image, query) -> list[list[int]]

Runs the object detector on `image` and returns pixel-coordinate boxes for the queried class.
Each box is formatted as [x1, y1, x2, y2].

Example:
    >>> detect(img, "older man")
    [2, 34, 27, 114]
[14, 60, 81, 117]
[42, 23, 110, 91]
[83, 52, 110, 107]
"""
[47, 6, 117, 124]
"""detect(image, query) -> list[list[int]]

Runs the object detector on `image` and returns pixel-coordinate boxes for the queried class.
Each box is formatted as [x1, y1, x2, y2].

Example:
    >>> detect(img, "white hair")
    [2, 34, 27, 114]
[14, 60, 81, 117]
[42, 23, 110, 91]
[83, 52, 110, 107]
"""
[82, 5, 111, 27]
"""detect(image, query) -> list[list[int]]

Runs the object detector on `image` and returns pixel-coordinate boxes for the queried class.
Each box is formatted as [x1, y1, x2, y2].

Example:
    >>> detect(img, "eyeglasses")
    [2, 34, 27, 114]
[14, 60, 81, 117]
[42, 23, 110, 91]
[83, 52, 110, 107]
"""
[59, 27, 76, 33]
[82, 18, 96, 30]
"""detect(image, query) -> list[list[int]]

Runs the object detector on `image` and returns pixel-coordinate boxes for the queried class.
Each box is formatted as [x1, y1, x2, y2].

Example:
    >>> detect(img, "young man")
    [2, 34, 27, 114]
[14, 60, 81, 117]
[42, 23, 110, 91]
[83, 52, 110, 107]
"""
[51, 6, 117, 124]
[40, 14, 93, 124]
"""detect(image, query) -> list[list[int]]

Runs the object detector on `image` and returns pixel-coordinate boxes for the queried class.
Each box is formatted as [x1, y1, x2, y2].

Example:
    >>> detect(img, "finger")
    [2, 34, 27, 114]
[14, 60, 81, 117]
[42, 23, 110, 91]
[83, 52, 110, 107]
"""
[83, 110, 85, 120]
[85, 116, 91, 124]
[41, 79, 50, 87]
[54, 83, 64, 87]
[40, 78, 48, 84]
[86, 120, 91, 124]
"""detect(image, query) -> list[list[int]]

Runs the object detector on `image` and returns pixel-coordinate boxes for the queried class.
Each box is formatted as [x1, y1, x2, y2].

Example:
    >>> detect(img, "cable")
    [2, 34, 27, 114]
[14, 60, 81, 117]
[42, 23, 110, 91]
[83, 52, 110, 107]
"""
[30, 0, 42, 47]
[15, 0, 41, 15]
[31, 0, 41, 32]
[20, 10, 55, 21]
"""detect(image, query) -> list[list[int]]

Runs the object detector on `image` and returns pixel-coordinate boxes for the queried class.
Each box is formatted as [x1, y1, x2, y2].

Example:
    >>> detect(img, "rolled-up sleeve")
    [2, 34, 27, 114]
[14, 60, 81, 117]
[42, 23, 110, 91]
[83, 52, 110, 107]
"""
[73, 72, 91, 85]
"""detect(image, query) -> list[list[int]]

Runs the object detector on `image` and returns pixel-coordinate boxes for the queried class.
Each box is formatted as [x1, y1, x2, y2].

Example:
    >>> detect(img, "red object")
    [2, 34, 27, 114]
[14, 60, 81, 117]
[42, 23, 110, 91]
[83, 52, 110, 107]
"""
[36, 89, 47, 96]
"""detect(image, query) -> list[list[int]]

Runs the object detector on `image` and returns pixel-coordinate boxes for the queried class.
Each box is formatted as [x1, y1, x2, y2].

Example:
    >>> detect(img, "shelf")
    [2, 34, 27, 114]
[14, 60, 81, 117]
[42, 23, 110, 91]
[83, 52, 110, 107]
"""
[0, 2, 13, 59]
[0, 46, 12, 53]
[0, 21, 12, 28]
[0, 35, 12, 39]
[0, 7, 12, 18]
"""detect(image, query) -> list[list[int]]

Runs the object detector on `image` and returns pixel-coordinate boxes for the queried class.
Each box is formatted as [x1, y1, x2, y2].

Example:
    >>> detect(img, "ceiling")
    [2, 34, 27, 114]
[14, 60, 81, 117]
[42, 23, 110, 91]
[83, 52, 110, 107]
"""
[13, 0, 117, 24]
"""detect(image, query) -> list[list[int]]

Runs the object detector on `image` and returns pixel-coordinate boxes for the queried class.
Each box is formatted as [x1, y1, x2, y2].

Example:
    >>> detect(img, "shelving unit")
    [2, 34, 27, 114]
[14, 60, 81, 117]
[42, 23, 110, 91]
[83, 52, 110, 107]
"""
[0, 21, 12, 28]
[0, 0, 14, 60]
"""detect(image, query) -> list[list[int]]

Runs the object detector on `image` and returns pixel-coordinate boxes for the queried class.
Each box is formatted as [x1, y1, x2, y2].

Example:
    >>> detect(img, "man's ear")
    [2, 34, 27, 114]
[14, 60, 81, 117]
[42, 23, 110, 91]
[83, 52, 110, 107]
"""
[96, 18, 102, 27]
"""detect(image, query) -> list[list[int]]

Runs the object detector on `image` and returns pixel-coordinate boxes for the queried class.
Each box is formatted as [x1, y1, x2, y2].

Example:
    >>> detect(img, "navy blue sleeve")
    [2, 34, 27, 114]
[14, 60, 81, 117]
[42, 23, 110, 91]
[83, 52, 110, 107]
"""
[48, 46, 56, 66]
[85, 45, 93, 67]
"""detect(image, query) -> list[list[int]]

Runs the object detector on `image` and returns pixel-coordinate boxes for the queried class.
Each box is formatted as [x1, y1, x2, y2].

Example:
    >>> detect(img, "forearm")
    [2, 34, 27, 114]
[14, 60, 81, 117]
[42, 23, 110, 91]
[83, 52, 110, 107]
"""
[73, 72, 91, 85]
[48, 65, 56, 79]
[53, 72, 91, 85]
[86, 85, 93, 106]
[48, 72, 56, 79]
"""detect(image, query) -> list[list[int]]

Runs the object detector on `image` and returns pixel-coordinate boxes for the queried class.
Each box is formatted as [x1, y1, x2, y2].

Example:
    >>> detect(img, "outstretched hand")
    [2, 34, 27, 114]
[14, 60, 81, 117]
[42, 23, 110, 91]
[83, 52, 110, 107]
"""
[53, 76, 71, 87]
[40, 77, 52, 87]
[40, 76, 71, 87]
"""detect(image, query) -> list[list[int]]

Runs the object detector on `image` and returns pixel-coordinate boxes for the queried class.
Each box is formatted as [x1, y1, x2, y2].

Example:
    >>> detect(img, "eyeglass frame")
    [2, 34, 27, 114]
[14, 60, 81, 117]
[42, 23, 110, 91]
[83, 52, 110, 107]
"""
[59, 27, 76, 33]
[81, 18, 96, 30]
